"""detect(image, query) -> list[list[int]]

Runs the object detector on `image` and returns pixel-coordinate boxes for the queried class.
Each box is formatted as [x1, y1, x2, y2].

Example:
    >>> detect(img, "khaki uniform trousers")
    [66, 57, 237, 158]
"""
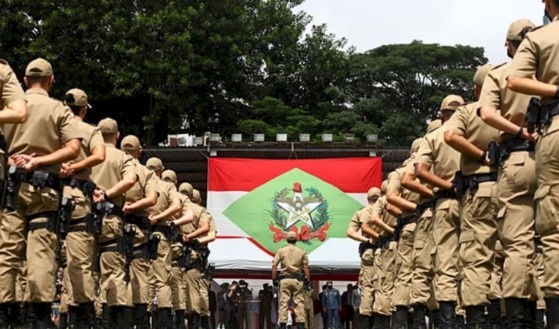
[278, 278, 305, 324]
[489, 241, 504, 302]
[304, 290, 314, 329]
[533, 116, 559, 298]
[0, 183, 60, 303]
[65, 186, 97, 304]
[410, 209, 434, 306]
[391, 222, 416, 308]
[170, 242, 186, 311]
[60, 267, 71, 314]
[496, 151, 537, 299]
[459, 181, 498, 307]
[200, 280, 210, 317]
[432, 198, 461, 302]
[358, 248, 374, 316]
[151, 230, 172, 309]
[185, 252, 209, 315]
[15, 261, 26, 304]
[534, 251, 546, 310]
[373, 242, 396, 316]
[98, 214, 127, 306]
[128, 222, 150, 305]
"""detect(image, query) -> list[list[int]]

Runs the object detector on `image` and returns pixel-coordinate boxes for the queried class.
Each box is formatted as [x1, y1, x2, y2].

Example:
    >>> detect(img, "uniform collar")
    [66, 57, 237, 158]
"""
[105, 143, 116, 148]
[25, 87, 49, 96]
[554, 15, 559, 22]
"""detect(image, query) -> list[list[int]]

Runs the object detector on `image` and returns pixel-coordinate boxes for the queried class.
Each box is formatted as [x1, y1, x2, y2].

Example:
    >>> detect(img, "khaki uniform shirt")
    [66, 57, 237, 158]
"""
[3, 88, 82, 174]
[480, 62, 534, 131]
[349, 202, 379, 238]
[272, 244, 308, 275]
[124, 160, 159, 217]
[444, 102, 499, 176]
[90, 143, 136, 207]
[416, 122, 460, 181]
[179, 201, 210, 234]
[0, 62, 25, 111]
[72, 120, 104, 181]
[510, 18, 559, 107]
[386, 162, 420, 217]
[148, 180, 180, 224]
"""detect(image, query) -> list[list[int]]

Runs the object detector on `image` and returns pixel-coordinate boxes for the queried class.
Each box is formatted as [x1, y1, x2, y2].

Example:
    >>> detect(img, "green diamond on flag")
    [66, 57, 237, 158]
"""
[207, 158, 383, 255]
[223, 168, 363, 254]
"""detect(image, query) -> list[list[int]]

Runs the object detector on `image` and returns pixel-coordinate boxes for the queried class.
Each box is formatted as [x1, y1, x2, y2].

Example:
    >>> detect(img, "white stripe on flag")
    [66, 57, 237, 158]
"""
[207, 191, 249, 237]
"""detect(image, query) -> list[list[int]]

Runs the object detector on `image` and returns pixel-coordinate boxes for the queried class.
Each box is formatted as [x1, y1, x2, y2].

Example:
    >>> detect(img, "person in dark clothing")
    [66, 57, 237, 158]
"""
[209, 283, 217, 329]
[341, 285, 354, 329]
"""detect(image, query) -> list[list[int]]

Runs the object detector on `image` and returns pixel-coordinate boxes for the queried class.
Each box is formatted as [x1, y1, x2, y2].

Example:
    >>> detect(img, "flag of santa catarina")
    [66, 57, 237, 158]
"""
[207, 158, 383, 255]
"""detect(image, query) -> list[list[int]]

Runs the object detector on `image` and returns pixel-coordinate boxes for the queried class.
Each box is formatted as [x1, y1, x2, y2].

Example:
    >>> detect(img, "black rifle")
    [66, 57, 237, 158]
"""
[180, 239, 201, 270]
[54, 197, 74, 266]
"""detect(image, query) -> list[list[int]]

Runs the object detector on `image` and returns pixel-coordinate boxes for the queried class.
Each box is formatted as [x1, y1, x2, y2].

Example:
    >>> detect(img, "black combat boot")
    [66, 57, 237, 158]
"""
[68, 305, 80, 328]
[523, 300, 538, 329]
[429, 309, 441, 329]
[438, 302, 455, 329]
[59, 312, 69, 329]
[296, 323, 305, 329]
[486, 299, 502, 328]
[357, 314, 371, 329]
[392, 306, 408, 329]
[101, 304, 112, 329]
[372, 313, 390, 329]
[411, 304, 427, 329]
[201, 315, 211, 329]
[455, 315, 465, 329]
[133, 304, 149, 329]
[0, 303, 10, 329]
[174, 310, 187, 329]
[34, 302, 55, 329]
[546, 298, 559, 329]
[534, 309, 545, 329]
[464, 306, 486, 329]
[190, 313, 201, 329]
[504, 298, 525, 329]
[158, 308, 172, 329]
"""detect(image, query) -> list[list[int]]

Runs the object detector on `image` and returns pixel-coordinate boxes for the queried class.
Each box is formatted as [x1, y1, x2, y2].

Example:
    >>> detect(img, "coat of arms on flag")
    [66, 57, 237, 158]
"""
[207, 158, 382, 255]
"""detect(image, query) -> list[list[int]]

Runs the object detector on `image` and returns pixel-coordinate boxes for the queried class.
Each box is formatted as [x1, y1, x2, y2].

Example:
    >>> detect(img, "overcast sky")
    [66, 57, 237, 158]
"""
[296, 0, 544, 64]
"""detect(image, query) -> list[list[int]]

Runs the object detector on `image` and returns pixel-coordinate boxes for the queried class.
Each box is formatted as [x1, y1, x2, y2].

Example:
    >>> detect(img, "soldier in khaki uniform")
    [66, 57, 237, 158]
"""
[170, 184, 212, 329]
[90, 118, 138, 327]
[478, 19, 541, 328]
[0, 58, 81, 327]
[120, 135, 159, 329]
[385, 142, 422, 329]
[368, 179, 397, 329]
[60, 88, 106, 328]
[414, 95, 464, 328]
[145, 157, 182, 328]
[507, 1, 559, 325]
[0, 60, 27, 154]
[272, 231, 310, 329]
[346, 187, 381, 329]
[444, 64, 500, 327]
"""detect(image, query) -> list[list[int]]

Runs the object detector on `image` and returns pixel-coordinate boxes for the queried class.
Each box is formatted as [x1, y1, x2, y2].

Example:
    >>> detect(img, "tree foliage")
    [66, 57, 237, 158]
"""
[0, 1, 487, 147]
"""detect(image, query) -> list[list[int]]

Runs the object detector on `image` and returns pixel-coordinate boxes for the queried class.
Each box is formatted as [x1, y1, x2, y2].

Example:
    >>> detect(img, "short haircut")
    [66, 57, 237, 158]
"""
[25, 76, 49, 85]
[102, 132, 118, 142]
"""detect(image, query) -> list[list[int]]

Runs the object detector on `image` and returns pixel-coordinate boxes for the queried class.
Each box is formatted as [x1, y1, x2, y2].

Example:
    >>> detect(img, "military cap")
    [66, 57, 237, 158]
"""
[507, 19, 535, 41]
[179, 182, 194, 196]
[440, 95, 465, 112]
[146, 157, 163, 171]
[367, 187, 381, 199]
[192, 189, 201, 203]
[473, 64, 494, 87]
[25, 58, 53, 77]
[120, 135, 141, 150]
[64, 88, 90, 108]
[286, 231, 297, 241]
[162, 169, 177, 184]
[98, 118, 118, 134]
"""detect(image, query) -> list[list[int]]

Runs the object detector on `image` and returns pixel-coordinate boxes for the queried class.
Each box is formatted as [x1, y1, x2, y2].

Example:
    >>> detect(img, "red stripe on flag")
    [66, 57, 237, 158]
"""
[208, 158, 382, 193]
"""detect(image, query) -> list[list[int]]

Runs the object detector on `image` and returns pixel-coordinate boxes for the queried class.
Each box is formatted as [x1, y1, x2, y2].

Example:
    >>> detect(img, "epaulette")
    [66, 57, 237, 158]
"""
[491, 62, 507, 71]
[529, 24, 546, 33]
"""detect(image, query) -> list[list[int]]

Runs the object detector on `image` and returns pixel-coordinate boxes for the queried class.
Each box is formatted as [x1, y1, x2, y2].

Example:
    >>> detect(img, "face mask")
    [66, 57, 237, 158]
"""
[544, 12, 552, 25]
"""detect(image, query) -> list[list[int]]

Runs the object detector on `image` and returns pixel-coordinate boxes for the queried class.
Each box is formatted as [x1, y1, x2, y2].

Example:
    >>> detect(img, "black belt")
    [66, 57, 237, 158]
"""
[433, 190, 458, 200]
[62, 178, 96, 197]
[125, 215, 150, 231]
[99, 237, 125, 254]
[27, 211, 58, 231]
[463, 172, 497, 194]
[22, 170, 60, 191]
[279, 273, 304, 281]
[500, 138, 535, 153]
[375, 235, 391, 250]
[400, 214, 415, 227]
[153, 225, 171, 238]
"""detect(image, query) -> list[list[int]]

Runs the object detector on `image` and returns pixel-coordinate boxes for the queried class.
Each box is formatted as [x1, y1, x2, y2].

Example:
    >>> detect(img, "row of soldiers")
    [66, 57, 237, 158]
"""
[347, 7, 559, 329]
[0, 56, 216, 329]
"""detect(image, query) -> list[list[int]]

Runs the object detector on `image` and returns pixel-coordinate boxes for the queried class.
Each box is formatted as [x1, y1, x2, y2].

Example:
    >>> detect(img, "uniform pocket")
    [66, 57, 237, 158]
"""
[535, 185, 559, 236]
[458, 231, 476, 266]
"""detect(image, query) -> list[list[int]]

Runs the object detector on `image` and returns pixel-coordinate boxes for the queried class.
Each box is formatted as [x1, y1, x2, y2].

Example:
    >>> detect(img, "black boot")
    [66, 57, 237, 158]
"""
[122, 307, 134, 329]
[429, 310, 440, 329]
[190, 313, 201, 329]
[134, 304, 150, 329]
[411, 304, 427, 329]
[546, 298, 559, 329]
[464, 306, 486, 329]
[34, 302, 55, 329]
[357, 314, 370, 329]
[0, 303, 10, 329]
[59, 313, 69, 329]
[201, 315, 211, 329]
[523, 300, 538, 329]
[68, 305, 80, 328]
[159, 308, 172, 329]
[371, 313, 390, 329]
[438, 302, 455, 329]
[297, 324, 305, 329]
[534, 309, 545, 329]
[486, 299, 502, 328]
[392, 306, 408, 329]
[504, 298, 525, 329]
[175, 310, 187, 329]
[455, 315, 465, 329]
[102, 304, 112, 329]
